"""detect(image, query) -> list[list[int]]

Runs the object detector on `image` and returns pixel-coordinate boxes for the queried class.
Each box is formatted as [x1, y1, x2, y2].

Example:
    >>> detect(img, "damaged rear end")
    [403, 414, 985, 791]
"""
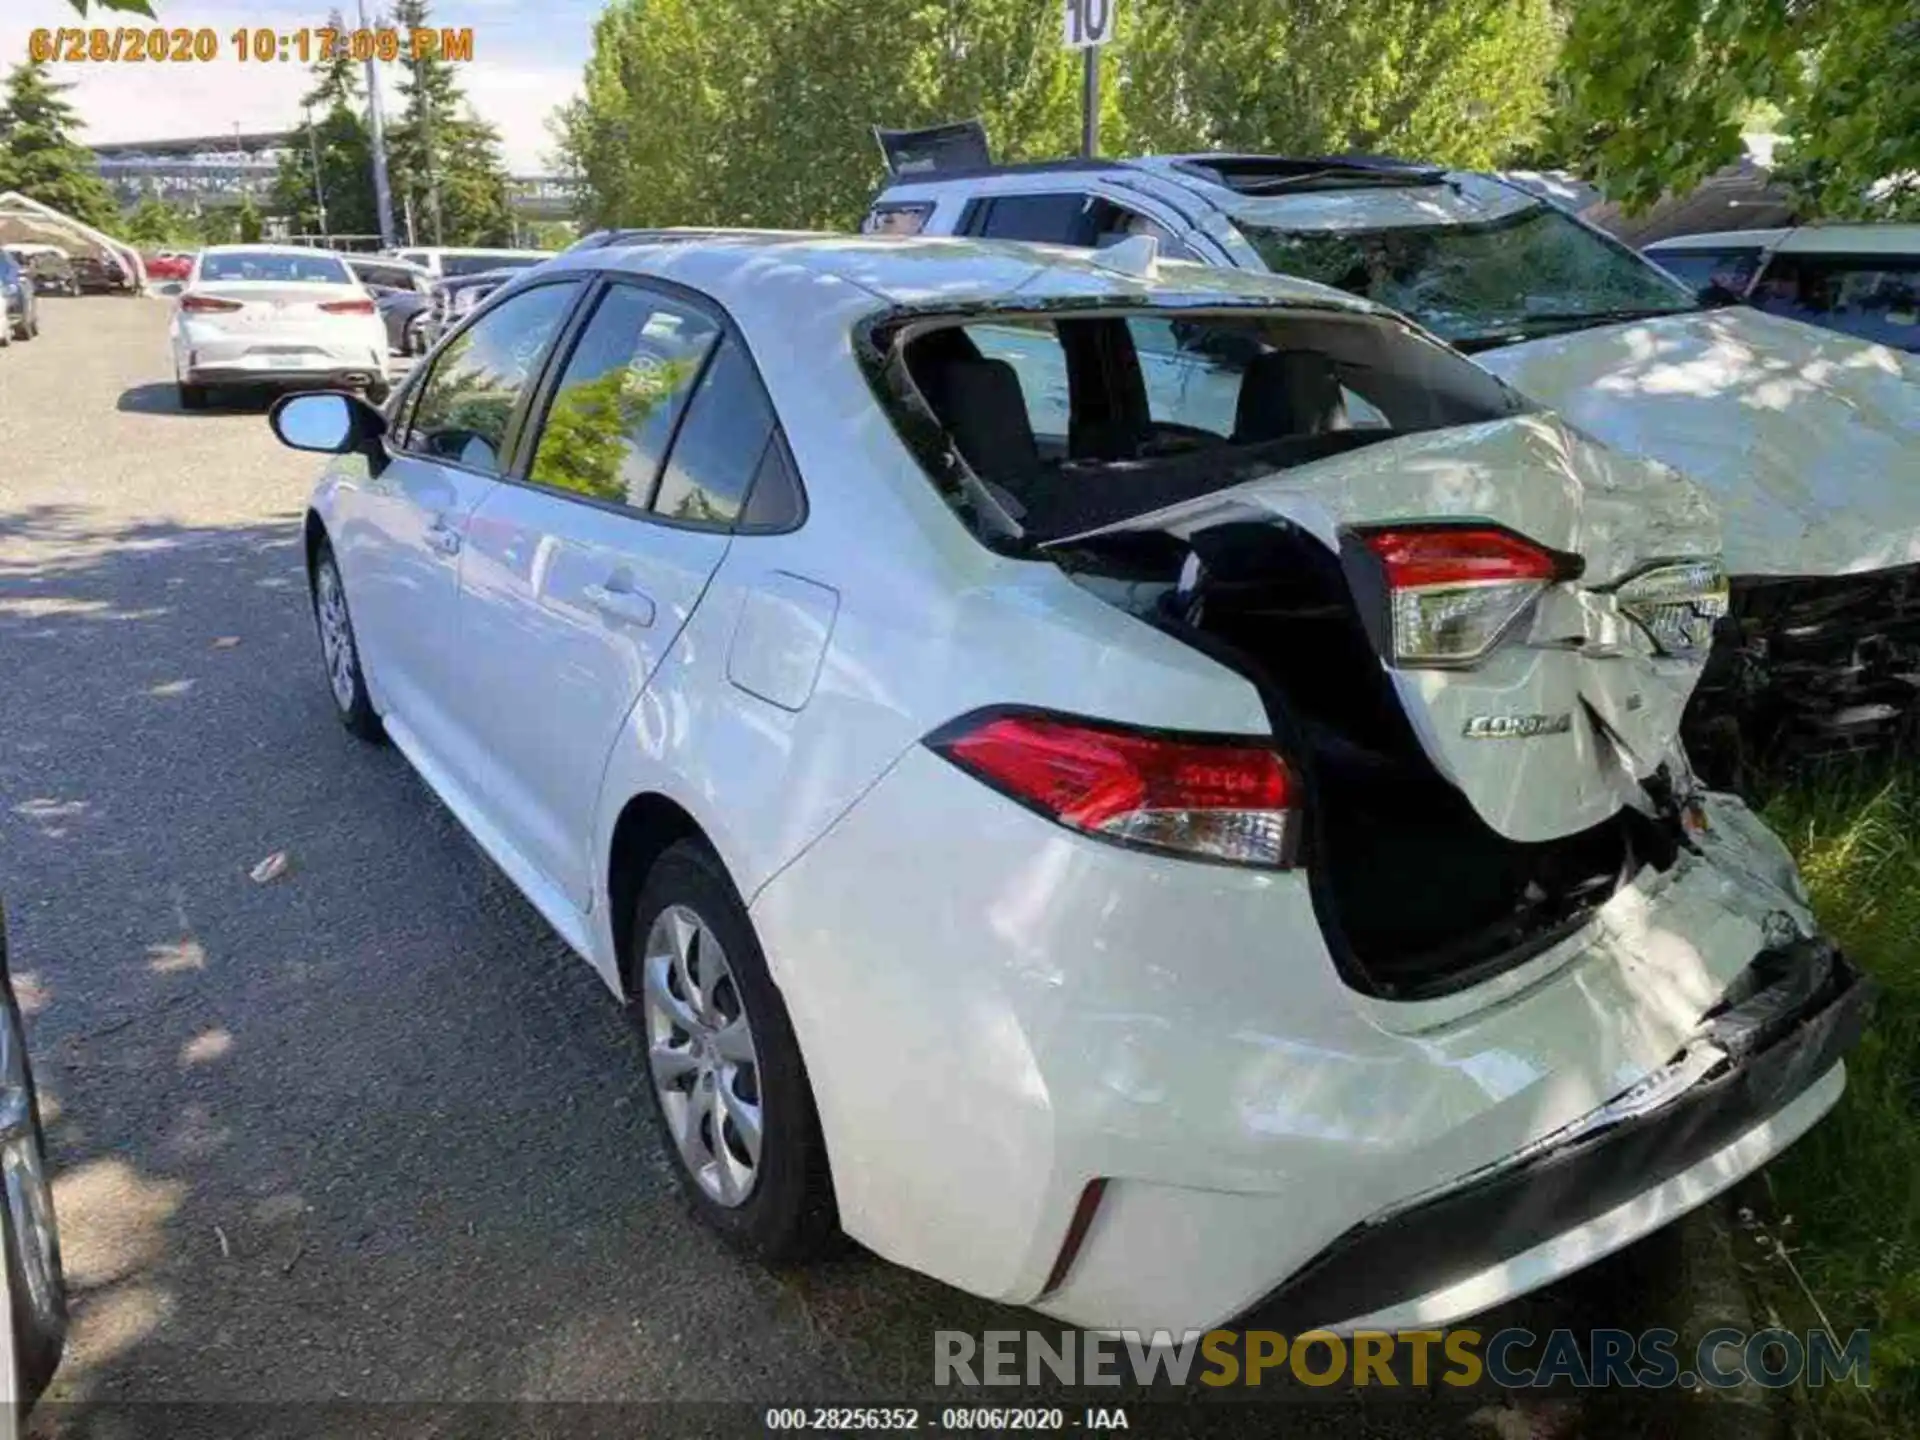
[1047, 414, 1733, 998]
[871, 292, 1748, 999]
[831, 278, 1869, 1330]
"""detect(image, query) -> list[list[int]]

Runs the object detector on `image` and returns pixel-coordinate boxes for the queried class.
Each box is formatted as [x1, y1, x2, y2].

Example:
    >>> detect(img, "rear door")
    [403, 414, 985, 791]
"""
[454, 277, 764, 907]
[337, 279, 583, 771]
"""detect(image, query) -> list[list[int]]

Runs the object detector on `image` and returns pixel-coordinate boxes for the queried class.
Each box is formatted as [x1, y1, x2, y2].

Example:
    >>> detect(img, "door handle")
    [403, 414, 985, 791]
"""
[584, 581, 656, 628]
[424, 518, 461, 557]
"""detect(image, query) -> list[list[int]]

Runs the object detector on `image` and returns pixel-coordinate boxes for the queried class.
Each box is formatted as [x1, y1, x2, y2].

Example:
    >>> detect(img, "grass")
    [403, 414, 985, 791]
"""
[1742, 768, 1920, 1435]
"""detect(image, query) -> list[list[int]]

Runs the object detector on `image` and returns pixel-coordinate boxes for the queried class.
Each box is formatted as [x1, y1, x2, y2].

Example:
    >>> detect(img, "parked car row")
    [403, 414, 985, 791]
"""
[267, 169, 1878, 1336]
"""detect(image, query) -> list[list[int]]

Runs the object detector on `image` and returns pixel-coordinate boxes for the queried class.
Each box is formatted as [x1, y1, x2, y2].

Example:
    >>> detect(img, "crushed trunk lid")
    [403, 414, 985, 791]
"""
[1048, 414, 1723, 842]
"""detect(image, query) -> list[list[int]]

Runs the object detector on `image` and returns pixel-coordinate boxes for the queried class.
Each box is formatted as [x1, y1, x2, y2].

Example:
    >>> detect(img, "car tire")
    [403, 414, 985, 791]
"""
[177, 382, 207, 410]
[308, 539, 384, 743]
[0, 322, 10, 348]
[365, 380, 391, 406]
[627, 840, 838, 1262]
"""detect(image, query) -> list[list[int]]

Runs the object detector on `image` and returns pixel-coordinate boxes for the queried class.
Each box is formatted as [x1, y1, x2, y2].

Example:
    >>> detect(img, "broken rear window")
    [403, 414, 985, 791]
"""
[877, 305, 1528, 545]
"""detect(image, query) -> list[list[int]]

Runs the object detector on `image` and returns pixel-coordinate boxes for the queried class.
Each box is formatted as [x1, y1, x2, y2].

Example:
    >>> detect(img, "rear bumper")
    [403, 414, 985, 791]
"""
[178, 326, 388, 387]
[183, 363, 386, 390]
[1261, 941, 1870, 1330]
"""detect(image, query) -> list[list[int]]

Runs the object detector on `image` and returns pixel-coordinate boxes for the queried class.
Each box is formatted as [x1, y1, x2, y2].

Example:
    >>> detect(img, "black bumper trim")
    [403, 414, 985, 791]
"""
[1247, 939, 1872, 1329]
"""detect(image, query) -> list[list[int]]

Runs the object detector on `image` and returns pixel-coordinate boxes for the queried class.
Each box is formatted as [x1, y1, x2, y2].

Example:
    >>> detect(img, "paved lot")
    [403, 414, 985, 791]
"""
[0, 298, 1691, 1433]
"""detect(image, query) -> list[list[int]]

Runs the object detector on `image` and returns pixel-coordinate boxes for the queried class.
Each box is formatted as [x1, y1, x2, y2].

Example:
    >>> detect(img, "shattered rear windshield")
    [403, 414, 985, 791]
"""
[880, 305, 1527, 544]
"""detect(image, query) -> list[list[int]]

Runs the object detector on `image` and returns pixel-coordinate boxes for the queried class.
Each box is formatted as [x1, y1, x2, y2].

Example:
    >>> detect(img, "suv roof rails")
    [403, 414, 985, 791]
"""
[1168, 153, 1447, 193]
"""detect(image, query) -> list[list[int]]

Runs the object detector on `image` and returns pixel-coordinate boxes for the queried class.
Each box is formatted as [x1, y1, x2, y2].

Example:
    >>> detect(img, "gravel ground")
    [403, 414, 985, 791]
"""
[0, 297, 1694, 1436]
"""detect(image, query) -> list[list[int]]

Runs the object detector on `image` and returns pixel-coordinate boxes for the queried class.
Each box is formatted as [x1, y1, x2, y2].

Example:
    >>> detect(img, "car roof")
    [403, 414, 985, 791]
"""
[555, 231, 1389, 316]
[1773, 224, 1920, 256]
[1643, 230, 1789, 252]
[405, 246, 551, 257]
[197, 243, 351, 256]
[877, 152, 1539, 232]
[1647, 225, 1920, 256]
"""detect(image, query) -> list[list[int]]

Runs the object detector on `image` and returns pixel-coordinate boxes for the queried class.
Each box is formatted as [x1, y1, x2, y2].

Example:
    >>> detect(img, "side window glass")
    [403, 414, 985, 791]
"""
[973, 193, 1097, 245]
[739, 434, 805, 531]
[526, 284, 721, 510]
[652, 337, 776, 526]
[1752, 255, 1920, 350]
[402, 281, 580, 473]
[1651, 248, 1759, 296]
[968, 321, 1071, 443]
[1094, 210, 1201, 262]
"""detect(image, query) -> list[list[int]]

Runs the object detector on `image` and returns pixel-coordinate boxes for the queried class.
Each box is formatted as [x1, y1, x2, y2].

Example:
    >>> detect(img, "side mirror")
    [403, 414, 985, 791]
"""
[269, 391, 387, 458]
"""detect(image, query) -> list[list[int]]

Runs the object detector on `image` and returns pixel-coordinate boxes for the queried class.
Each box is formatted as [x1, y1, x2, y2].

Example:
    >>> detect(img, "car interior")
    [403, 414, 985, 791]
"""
[896, 308, 1520, 541]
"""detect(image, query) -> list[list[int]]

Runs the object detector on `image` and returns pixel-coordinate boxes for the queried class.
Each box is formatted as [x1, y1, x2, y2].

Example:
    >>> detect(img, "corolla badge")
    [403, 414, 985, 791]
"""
[1463, 712, 1574, 739]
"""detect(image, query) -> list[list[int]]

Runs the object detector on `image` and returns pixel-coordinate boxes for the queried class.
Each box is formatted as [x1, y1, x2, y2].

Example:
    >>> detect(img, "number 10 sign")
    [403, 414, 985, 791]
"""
[1062, 0, 1116, 49]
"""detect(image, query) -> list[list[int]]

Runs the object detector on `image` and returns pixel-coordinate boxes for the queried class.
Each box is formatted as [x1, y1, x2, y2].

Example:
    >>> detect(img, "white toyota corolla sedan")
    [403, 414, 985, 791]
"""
[170, 245, 389, 410]
[270, 233, 1867, 1335]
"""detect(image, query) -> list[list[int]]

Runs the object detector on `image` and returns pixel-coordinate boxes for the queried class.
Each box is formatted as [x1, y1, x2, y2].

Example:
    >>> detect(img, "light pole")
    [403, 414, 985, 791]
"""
[304, 104, 329, 238]
[359, 0, 397, 248]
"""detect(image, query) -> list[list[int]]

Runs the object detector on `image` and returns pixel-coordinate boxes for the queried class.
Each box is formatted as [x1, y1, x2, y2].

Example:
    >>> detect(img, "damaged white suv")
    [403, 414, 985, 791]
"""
[274, 234, 1867, 1335]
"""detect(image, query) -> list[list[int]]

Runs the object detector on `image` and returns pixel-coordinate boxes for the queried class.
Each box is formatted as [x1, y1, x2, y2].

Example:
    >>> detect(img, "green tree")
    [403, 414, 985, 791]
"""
[120, 195, 199, 246]
[1114, 0, 1560, 167]
[0, 60, 118, 226]
[237, 193, 264, 243]
[1552, 0, 1920, 218]
[272, 11, 379, 238]
[558, 0, 1561, 233]
[389, 0, 513, 244]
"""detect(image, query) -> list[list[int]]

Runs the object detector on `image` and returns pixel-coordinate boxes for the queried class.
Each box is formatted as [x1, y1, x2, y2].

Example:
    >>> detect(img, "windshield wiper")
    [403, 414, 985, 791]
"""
[1453, 305, 1697, 351]
[1517, 305, 1697, 330]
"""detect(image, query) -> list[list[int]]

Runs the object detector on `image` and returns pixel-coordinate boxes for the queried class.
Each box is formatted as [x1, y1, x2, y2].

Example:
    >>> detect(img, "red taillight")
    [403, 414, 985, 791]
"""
[1361, 526, 1559, 588]
[930, 710, 1299, 869]
[1356, 524, 1569, 667]
[319, 298, 376, 315]
[180, 294, 242, 313]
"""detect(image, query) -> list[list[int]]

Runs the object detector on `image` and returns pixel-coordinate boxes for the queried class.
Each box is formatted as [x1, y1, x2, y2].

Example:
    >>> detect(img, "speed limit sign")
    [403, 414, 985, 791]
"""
[1063, 0, 1116, 49]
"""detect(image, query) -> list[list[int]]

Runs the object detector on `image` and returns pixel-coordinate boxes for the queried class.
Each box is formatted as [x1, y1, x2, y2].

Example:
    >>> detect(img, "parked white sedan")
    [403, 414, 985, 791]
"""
[170, 245, 389, 410]
[270, 234, 1866, 1334]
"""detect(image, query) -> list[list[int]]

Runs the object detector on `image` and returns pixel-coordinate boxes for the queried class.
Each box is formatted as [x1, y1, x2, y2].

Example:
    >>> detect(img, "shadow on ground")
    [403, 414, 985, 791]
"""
[115, 385, 275, 419]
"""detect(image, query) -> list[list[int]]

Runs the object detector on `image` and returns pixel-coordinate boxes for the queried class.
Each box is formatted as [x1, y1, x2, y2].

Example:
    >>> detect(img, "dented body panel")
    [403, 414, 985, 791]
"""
[1054, 414, 1720, 841]
[1475, 307, 1920, 580]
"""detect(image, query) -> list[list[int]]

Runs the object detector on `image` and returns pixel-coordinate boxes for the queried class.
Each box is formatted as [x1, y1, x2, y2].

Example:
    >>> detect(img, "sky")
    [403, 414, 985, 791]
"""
[0, 0, 600, 171]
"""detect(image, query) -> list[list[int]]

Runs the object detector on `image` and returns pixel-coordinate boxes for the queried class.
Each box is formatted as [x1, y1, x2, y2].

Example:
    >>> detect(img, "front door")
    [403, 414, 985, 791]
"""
[336, 279, 583, 773]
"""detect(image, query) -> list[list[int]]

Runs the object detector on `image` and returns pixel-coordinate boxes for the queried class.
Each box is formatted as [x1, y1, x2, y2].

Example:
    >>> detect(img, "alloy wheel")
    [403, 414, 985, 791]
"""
[641, 904, 764, 1207]
[314, 560, 358, 713]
